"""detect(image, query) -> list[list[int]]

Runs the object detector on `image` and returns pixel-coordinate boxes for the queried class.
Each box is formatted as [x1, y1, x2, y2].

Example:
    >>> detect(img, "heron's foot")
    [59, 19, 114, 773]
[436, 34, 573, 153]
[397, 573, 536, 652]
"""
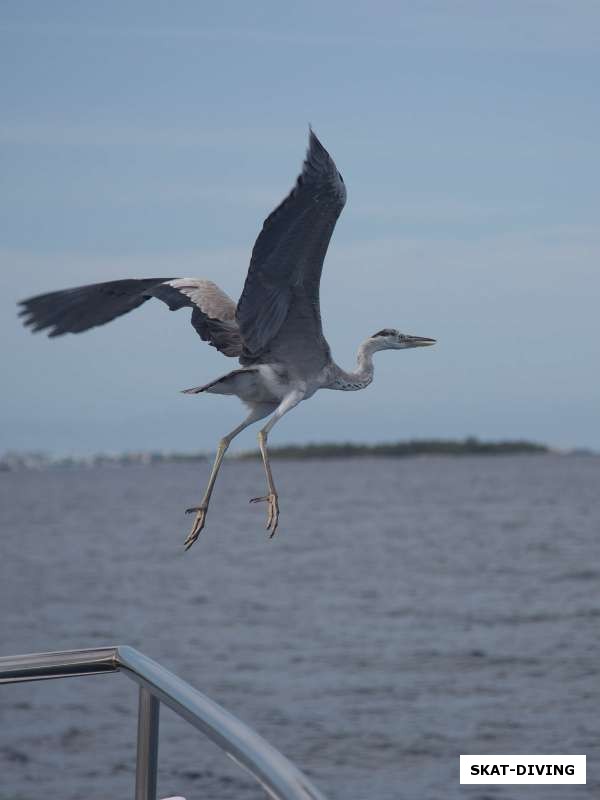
[183, 505, 208, 551]
[249, 493, 280, 537]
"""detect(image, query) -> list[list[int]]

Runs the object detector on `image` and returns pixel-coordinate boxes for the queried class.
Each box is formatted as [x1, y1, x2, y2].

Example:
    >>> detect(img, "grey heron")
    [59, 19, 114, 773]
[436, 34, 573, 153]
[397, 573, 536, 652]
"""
[19, 129, 435, 550]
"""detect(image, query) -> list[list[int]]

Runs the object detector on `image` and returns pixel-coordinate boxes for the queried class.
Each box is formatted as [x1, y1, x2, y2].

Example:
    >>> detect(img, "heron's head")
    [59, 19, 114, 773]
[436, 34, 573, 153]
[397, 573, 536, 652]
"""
[368, 328, 436, 351]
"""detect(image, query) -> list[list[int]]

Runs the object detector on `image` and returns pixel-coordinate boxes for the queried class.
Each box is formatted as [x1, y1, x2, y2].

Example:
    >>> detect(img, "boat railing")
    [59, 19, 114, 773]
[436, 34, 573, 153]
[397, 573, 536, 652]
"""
[0, 645, 328, 800]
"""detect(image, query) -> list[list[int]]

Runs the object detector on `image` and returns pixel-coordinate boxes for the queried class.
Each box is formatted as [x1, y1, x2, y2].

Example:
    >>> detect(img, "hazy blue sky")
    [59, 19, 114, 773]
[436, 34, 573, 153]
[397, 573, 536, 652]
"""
[2, 1, 599, 454]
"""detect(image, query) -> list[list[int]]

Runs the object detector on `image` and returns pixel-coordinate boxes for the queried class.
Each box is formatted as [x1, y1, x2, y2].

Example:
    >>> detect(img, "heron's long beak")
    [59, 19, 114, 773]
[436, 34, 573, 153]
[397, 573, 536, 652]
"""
[406, 335, 436, 347]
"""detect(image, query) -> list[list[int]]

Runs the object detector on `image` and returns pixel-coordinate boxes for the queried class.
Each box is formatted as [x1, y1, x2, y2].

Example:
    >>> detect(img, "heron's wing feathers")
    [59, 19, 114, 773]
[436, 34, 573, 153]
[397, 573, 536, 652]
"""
[236, 129, 346, 362]
[19, 277, 243, 357]
[150, 279, 242, 357]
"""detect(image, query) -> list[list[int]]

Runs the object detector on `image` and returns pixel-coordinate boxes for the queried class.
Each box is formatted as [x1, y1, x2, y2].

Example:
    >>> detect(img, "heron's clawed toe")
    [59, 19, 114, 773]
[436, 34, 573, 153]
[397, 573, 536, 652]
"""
[183, 505, 208, 551]
[249, 493, 280, 537]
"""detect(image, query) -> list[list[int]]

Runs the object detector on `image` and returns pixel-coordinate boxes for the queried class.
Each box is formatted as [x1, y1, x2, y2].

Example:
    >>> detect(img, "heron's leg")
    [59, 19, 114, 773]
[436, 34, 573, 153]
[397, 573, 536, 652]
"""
[250, 392, 304, 537]
[184, 405, 275, 551]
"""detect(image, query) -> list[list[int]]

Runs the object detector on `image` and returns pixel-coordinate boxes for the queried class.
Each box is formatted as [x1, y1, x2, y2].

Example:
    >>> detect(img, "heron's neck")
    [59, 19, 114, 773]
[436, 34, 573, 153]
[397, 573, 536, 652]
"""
[330, 340, 376, 391]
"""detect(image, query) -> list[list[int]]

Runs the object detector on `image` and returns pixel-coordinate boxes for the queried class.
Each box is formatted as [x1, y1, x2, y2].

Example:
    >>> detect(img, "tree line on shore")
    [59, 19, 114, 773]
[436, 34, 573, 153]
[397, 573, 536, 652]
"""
[237, 437, 549, 459]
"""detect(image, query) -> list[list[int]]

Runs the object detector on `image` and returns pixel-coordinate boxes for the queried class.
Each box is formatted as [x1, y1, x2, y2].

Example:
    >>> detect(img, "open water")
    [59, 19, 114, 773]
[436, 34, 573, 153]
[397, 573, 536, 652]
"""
[0, 455, 599, 800]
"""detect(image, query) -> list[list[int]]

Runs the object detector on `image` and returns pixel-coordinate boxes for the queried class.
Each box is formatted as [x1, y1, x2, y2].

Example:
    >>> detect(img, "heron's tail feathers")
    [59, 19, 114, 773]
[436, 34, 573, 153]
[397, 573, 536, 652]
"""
[181, 385, 207, 394]
[181, 368, 259, 397]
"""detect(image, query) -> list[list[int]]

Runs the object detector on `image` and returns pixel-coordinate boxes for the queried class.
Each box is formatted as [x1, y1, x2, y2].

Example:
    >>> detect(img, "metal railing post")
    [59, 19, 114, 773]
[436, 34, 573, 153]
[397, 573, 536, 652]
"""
[135, 686, 160, 800]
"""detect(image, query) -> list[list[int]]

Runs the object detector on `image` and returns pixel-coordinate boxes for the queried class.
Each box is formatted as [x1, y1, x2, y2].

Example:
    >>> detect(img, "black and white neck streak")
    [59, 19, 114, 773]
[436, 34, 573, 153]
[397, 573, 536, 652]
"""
[327, 329, 437, 392]
[328, 338, 381, 391]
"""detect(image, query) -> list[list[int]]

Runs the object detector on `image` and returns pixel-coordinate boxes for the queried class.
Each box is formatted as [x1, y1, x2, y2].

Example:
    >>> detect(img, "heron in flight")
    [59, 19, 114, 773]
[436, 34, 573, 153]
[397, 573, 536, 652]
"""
[19, 130, 435, 550]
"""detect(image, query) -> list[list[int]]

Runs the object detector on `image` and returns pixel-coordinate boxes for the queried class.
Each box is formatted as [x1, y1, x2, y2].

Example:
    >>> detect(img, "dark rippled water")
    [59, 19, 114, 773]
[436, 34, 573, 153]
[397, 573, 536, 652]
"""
[1, 456, 599, 800]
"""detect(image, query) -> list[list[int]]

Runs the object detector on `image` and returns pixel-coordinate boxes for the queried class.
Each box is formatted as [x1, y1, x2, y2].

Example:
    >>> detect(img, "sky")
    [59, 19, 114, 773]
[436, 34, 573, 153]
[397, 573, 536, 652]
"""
[2, 1, 599, 455]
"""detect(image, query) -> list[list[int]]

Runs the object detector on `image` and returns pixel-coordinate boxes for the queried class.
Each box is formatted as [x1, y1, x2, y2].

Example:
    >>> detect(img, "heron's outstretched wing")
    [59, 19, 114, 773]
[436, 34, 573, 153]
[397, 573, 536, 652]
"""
[236, 129, 346, 366]
[19, 277, 243, 357]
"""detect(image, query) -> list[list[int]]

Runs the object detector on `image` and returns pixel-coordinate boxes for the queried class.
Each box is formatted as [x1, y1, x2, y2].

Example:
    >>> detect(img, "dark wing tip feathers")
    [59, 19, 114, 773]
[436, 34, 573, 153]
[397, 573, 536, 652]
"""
[260, 129, 345, 234]
[304, 127, 345, 189]
[17, 279, 173, 338]
[18, 292, 69, 336]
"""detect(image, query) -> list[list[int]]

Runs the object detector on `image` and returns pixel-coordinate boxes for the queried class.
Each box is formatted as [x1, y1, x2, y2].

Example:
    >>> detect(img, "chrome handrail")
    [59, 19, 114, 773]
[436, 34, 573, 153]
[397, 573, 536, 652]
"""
[0, 646, 328, 800]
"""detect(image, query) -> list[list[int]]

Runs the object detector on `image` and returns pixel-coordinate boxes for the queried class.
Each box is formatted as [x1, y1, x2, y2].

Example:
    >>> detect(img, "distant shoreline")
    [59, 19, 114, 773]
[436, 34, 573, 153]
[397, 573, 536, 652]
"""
[239, 437, 552, 459]
[1, 438, 596, 471]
